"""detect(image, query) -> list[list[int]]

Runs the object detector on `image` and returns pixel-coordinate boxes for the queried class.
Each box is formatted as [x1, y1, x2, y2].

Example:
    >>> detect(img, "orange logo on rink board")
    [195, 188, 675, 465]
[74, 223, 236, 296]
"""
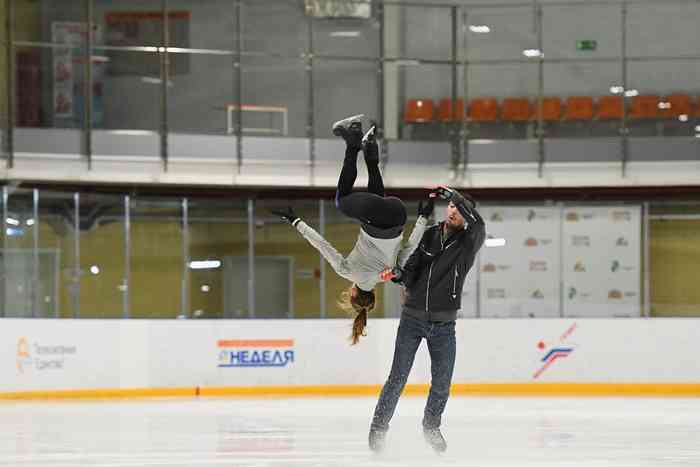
[17, 337, 29, 358]
[217, 339, 294, 348]
[524, 237, 538, 247]
[566, 212, 580, 222]
[16, 337, 32, 374]
[608, 289, 623, 300]
[482, 263, 496, 273]
[611, 211, 632, 222]
[16, 338, 77, 374]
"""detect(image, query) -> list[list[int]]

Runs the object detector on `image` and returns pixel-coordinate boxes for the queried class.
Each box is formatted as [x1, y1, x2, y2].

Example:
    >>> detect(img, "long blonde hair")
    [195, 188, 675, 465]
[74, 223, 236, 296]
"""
[338, 285, 376, 345]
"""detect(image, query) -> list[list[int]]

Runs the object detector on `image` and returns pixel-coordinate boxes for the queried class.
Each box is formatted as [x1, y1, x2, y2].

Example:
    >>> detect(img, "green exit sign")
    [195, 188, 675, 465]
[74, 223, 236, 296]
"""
[577, 40, 597, 51]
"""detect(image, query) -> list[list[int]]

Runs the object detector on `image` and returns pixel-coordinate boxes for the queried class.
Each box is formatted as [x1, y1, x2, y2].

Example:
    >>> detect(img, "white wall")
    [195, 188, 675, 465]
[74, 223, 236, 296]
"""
[2, 318, 699, 393]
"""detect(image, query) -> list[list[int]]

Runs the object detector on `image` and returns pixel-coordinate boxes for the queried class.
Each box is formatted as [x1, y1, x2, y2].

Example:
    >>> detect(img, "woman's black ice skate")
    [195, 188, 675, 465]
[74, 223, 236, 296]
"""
[332, 114, 364, 150]
[362, 123, 376, 146]
[362, 123, 379, 166]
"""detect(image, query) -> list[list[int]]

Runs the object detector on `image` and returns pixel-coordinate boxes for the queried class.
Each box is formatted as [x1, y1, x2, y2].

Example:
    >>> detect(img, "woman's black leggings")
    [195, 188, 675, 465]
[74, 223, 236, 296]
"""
[335, 149, 407, 232]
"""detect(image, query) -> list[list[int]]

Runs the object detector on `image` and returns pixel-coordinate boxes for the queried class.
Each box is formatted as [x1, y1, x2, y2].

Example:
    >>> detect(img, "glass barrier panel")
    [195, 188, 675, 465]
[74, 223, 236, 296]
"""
[3, 188, 38, 318]
[169, 54, 235, 134]
[38, 190, 77, 318]
[241, 0, 307, 57]
[543, 61, 622, 140]
[130, 197, 183, 319]
[314, 58, 378, 139]
[254, 199, 320, 319]
[188, 198, 248, 319]
[312, 1, 378, 59]
[241, 56, 307, 138]
[78, 193, 126, 319]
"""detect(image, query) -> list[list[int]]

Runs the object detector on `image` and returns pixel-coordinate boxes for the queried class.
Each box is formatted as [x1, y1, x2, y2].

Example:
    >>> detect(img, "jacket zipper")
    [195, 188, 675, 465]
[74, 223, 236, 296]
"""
[425, 262, 434, 315]
[452, 268, 458, 299]
[425, 227, 461, 315]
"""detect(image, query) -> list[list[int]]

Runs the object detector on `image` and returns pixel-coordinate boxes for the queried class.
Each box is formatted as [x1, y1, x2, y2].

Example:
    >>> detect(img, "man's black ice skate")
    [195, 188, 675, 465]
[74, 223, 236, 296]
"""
[423, 426, 447, 453]
[332, 114, 364, 150]
[368, 428, 387, 453]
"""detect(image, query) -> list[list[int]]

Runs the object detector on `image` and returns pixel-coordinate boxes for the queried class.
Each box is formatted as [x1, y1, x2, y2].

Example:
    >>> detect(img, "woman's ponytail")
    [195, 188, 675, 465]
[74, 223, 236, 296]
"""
[338, 285, 376, 345]
[351, 308, 368, 345]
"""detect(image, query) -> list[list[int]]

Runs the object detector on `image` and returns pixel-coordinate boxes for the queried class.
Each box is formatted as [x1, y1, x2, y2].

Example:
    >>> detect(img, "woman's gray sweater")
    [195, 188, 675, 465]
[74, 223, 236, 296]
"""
[295, 216, 429, 292]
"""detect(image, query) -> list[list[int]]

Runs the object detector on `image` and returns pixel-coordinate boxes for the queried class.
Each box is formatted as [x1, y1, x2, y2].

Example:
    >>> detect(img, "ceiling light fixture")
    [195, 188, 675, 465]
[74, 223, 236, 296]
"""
[485, 238, 506, 247]
[522, 49, 542, 58]
[330, 31, 361, 38]
[469, 25, 491, 33]
[189, 260, 222, 270]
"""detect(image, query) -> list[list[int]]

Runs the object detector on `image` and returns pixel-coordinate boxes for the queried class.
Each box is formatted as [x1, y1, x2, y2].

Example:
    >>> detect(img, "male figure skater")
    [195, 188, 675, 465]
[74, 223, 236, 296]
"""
[368, 186, 486, 453]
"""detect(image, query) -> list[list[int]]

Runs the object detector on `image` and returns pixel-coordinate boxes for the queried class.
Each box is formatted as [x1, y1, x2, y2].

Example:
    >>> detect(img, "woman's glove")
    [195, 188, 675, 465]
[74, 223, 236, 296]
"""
[271, 206, 300, 227]
[379, 267, 403, 283]
[417, 194, 435, 218]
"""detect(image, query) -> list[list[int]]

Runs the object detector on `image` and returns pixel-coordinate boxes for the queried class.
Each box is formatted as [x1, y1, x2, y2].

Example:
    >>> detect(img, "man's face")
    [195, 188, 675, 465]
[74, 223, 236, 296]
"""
[445, 202, 466, 229]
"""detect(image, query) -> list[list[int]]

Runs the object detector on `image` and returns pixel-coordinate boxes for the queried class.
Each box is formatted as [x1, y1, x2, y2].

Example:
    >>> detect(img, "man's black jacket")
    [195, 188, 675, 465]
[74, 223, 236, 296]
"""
[401, 205, 486, 322]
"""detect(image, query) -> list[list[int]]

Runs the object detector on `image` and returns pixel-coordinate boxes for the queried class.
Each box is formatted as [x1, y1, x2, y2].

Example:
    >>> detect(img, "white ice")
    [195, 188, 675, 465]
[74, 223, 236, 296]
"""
[1, 396, 699, 466]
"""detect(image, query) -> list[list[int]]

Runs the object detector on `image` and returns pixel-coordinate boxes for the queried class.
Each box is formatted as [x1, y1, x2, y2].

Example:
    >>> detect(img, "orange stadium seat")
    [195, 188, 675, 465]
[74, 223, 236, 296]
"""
[629, 95, 660, 120]
[404, 99, 434, 123]
[658, 94, 692, 119]
[468, 98, 499, 122]
[563, 97, 594, 121]
[532, 97, 562, 122]
[436, 98, 465, 122]
[596, 95, 624, 120]
[501, 98, 533, 122]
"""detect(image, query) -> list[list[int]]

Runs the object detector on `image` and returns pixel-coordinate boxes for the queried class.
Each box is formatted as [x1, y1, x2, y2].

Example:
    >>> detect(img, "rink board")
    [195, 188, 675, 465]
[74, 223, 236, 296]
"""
[1, 319, 699, 398]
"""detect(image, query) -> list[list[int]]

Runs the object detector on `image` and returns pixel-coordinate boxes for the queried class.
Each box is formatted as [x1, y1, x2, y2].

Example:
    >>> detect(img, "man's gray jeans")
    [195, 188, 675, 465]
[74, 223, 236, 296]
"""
[371, 313, 456, 432]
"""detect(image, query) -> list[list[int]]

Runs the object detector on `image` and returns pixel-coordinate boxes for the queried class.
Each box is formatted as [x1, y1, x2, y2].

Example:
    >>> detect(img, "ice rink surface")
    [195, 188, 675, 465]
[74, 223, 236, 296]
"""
[1, 396, 699, 466]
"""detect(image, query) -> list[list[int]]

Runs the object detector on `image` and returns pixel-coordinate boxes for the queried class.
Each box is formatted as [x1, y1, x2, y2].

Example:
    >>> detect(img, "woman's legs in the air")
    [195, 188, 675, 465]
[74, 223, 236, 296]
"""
[333, 117, 405, 229]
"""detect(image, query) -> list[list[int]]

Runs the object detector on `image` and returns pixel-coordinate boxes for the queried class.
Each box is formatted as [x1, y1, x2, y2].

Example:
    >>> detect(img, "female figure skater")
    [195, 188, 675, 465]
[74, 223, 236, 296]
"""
[273, 115, 433, 344]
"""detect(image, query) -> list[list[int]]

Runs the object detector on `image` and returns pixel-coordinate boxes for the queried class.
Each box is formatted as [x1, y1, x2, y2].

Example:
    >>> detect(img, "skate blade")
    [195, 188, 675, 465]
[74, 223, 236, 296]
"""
[362, 124, 376, 144]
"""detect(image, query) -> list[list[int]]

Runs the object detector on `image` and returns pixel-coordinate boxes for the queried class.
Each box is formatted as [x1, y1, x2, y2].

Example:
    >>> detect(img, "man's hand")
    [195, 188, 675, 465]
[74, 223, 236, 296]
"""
[271, 206, 300, 227]
[435, 185, 475, 208]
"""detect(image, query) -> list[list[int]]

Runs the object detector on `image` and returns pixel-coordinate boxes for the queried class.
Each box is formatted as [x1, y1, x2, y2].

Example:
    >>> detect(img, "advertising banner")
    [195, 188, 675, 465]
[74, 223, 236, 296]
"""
[478, 206, 561, 318]
[562, 206, 641, 317]
[51, 22, 104, 126]
[2, 319, 699, 394]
